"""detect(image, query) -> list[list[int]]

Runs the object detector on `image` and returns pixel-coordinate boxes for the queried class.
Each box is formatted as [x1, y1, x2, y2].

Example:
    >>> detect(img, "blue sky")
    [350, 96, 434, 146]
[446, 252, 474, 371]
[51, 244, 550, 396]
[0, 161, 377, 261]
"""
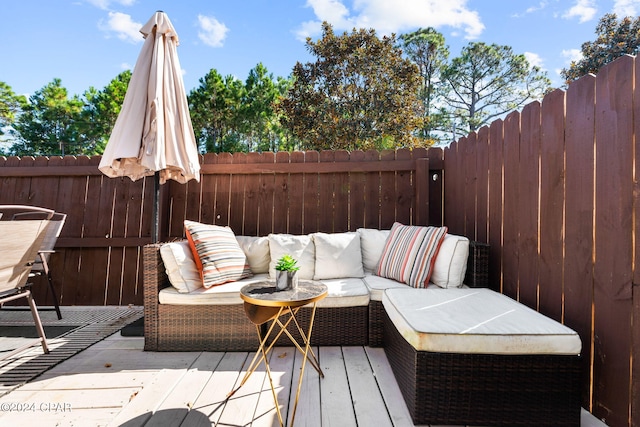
[3, 0, 639, 98]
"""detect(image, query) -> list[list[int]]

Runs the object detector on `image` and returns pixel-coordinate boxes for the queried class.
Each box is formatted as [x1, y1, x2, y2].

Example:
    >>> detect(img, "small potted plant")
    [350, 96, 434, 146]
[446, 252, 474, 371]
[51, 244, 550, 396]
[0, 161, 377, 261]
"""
[275, 254, 300, 290]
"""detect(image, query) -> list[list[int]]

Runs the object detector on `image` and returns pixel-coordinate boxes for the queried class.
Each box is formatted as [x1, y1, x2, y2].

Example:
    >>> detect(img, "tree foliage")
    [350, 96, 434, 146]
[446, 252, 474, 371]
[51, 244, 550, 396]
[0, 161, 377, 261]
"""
[441, 42, 551, 135]
[81, 70, 131, 154]
[398, 27, 449, 143]
[240, 64, 294, 152]
[278, 22, 426, 151]
[11, 79, 84, 156]
[189, 64, 293, 153]
[189, 69, 244, 153]
[0, 82, 27, 142]
[561, 13, 640, 84]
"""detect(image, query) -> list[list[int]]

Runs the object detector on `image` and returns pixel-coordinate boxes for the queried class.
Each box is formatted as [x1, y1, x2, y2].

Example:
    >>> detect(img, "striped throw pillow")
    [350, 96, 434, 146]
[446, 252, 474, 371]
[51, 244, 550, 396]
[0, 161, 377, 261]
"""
[184, 220, 252, 288]
[376, 222, 448, 288]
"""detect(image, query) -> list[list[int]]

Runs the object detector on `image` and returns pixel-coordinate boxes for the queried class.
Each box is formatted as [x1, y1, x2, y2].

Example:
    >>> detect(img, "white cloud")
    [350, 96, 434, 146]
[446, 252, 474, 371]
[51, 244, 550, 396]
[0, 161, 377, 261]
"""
[120, 62, 132, 70]
[613, 0, 640, 16]
[562, 48, 583, 63]
[99, 12, 143, 43]
[85, 0, 135, 10]
[562, 0, 597, 23]
[197, 15, 229, 48]
[297, 0, 484, 41]
[512, 1, 549, 17]
[524, 52, 544, 69]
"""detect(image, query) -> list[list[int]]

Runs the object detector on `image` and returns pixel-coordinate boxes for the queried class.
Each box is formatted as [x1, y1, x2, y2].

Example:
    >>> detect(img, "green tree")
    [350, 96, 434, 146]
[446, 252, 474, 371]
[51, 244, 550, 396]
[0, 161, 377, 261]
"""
[80, 70, 131, 154]
[0, 82, 27, 143]
[189, 69, 246, 153]
[561, 13, 640, 84]
[398, 28, 449, 143]
[11, 79, 84, 156]
[241, 63, 294, 152]
[278, 22, 425, 151]
[441, 42, 551, 136]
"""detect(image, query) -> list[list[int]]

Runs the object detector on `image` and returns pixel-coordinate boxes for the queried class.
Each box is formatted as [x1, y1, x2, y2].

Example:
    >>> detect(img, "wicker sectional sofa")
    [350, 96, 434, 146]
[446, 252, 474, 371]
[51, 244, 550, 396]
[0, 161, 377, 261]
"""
[143, 225, 486, 351]
[142, 223, 582, 426]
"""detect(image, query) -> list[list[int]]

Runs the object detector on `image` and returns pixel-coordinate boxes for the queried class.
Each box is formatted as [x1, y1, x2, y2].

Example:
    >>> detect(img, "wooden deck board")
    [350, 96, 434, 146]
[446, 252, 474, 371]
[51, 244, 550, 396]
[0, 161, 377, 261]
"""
[319, 346, 357, 427]
[365, 347, 414, 427]
[343, 346, 393, 427]
[0, 333, 608, 427]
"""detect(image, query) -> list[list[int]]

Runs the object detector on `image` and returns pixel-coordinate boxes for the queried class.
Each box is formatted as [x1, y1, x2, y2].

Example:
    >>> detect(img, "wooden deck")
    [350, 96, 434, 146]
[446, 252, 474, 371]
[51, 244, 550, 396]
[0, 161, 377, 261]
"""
[0, 330, 608, 427]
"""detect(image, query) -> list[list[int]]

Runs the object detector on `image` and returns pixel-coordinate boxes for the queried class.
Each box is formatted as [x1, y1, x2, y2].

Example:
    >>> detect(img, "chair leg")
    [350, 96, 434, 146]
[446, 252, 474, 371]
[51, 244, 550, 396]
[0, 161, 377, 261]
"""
[46, 272, 62, 320]
[26, 291, 49, 354]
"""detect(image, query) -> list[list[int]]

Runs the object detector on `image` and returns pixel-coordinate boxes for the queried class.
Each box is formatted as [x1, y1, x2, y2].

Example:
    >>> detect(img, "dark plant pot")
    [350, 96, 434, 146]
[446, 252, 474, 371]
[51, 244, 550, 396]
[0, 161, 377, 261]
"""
[276, 270, 299, 291]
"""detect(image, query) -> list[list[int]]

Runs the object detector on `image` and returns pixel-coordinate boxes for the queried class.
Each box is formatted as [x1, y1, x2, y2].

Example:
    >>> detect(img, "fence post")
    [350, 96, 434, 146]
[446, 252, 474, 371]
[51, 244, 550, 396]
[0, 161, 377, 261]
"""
[415, 157, 429, 226]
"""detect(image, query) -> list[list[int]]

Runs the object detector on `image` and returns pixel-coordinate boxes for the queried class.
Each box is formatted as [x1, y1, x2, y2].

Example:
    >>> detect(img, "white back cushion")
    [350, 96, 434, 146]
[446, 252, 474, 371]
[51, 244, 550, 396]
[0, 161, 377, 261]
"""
[357, 228, 390, 272]
[430, 233, 469, 288]
[160, 241, 203, 293]
[235, 235, 270, 274]
[268, 234, 315, 279]
[312, 232, 364, 279]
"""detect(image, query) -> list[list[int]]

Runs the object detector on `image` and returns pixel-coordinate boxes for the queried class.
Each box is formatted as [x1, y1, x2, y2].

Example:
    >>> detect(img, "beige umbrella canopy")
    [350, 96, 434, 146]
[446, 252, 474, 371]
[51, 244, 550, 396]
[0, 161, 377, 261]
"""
[99, 11, 200, 241]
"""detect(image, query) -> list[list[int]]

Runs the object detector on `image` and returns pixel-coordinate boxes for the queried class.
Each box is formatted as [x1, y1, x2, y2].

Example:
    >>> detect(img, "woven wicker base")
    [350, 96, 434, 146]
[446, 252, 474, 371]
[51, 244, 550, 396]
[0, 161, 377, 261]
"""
[368, 301, 384, 347]
[267, 306, 368, 347]
[143, 243, 260, 352]
[151, 304, 260, 352]
[383, 311, 582, 427]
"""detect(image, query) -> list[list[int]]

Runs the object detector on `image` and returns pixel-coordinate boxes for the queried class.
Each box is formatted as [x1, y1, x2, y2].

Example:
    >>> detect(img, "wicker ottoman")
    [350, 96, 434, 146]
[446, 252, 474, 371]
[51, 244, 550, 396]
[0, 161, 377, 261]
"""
[382, 288, 582, 427]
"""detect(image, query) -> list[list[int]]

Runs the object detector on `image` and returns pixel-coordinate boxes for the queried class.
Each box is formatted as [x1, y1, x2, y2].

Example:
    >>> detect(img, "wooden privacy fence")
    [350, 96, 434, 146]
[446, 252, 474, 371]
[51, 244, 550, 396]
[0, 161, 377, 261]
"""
[0, 147, 442, 308]
[3, 56, 639, 427]
[443, 54, 639, 427]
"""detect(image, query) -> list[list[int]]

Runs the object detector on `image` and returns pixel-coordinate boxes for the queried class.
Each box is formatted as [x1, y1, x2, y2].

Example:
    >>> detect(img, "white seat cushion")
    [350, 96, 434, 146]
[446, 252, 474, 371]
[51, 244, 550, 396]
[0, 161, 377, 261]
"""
[314, 278, 370, 308]
[382, 288, 582, 355]
[362, 273, 412, 301]
[159, 274, 269, 305]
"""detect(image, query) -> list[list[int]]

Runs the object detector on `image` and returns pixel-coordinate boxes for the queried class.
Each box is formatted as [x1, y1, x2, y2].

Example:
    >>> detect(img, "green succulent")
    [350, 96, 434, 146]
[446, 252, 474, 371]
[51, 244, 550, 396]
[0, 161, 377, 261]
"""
[275, 254, 300, 272]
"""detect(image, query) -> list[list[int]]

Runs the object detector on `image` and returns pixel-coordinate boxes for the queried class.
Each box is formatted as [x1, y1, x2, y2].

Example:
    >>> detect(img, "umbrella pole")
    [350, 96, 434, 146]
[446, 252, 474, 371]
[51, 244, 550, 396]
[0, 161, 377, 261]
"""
[152, 171, 160, 243]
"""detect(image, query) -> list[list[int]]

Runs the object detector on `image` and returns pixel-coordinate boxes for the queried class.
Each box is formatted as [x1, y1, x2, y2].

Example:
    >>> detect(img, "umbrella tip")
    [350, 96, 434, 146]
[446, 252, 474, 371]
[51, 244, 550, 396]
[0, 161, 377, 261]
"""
[156, 9, 164, 12]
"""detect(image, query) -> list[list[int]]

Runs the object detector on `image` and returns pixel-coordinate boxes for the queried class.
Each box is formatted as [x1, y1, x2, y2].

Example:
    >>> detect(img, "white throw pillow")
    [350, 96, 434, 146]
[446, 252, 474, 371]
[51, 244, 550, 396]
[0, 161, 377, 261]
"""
[357, 228, 390, 272]
[268, 234, 315, 280]
[159, 241, 203, 293]
[235, 235, 270, 274]
[430, 233, 470, 288]
[312, 232, 364, 279]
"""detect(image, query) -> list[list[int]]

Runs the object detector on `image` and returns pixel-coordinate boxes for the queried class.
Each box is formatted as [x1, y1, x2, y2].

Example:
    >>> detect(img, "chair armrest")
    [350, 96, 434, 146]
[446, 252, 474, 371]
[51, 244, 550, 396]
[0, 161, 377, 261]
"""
[143, 243, 172, 350]
[465, 241, 490, 288]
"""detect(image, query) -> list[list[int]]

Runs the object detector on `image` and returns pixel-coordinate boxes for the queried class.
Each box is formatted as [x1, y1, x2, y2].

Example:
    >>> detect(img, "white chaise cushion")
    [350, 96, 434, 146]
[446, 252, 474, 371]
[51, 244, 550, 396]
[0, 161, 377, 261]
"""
[236, 235, 270, 274]
[159, 274, 269, 305]
[357, 228, 390, 272]
[430, 233, 469, 288]
[382, 288, 582, 355]
[159, 241, 203, 293]
[312, 232, 364, 279]
[268, 234, 315, 280]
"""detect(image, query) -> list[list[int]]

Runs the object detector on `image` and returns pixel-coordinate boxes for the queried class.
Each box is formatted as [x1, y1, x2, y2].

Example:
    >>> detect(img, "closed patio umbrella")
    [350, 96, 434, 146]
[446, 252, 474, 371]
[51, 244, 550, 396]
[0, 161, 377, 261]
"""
[99, 10, 200, 242]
